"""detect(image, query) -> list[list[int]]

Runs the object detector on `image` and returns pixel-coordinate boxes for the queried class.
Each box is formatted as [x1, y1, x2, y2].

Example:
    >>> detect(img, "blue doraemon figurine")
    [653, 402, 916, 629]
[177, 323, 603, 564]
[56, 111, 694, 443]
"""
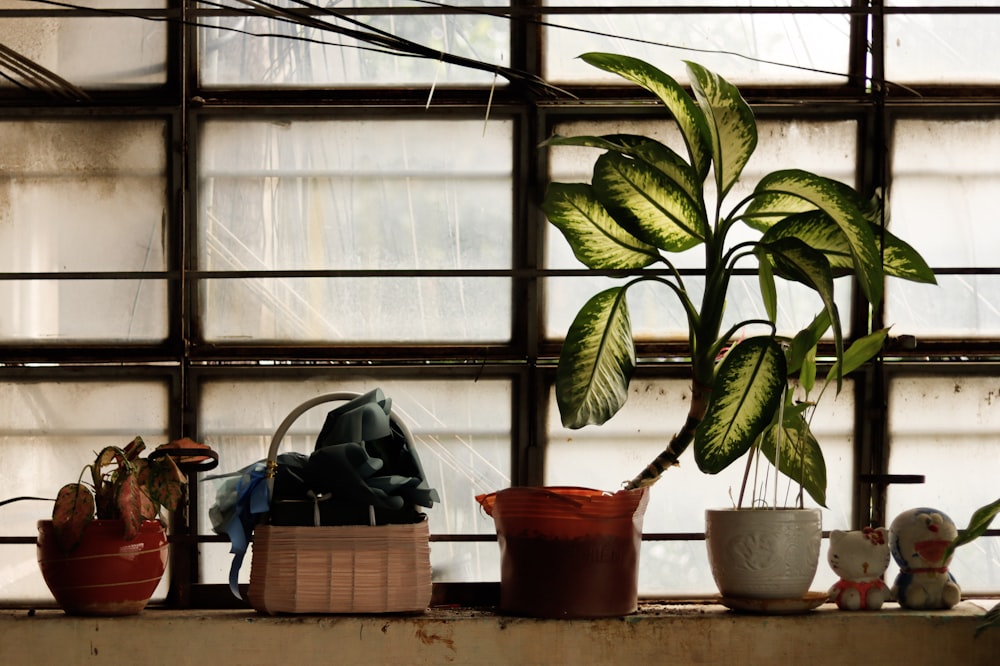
[889, 507, 961, 610]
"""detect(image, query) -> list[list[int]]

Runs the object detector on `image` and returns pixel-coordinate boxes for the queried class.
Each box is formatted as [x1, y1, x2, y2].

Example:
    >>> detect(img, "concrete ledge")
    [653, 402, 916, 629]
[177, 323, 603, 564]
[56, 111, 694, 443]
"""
[1, 602, 997, 665]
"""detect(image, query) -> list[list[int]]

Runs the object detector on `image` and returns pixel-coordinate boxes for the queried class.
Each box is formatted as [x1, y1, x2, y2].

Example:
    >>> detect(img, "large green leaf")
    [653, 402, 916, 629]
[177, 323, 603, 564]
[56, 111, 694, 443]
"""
[945, 496, 1000, 563]
[824, 328, 889, 387]
[759, 236, 843, 381]
[685, 61, 757, 201]
[556, 287, 636, 428]
[542, 134, 704, 209]
[542, 182, 661, 269]
[759, 403, 827, 507]
[882, 228, 937, 284]
[748, 170, 883, 306]
[594, 152, 708, 251]
[786, 310, 831, 376]
[761, 211, 855, 275]
[580, 52, 712, 180]
[695, 336, 787, 474]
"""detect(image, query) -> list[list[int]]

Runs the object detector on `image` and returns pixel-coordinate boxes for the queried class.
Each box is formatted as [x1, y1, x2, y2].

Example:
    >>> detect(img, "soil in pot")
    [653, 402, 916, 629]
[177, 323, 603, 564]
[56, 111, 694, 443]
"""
[37, 519, 168, 616]
[477, 486, 648, 619]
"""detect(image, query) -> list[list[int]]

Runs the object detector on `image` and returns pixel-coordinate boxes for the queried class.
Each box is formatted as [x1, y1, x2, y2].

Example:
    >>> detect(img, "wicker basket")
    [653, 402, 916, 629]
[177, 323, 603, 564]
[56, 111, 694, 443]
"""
[247, 392, 432, 615]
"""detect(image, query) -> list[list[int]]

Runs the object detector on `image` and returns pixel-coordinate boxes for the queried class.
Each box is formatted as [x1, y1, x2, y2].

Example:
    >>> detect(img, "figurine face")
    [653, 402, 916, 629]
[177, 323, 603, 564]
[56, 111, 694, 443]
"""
[828, 527, 890, 582]
[889, 507, 958, 569]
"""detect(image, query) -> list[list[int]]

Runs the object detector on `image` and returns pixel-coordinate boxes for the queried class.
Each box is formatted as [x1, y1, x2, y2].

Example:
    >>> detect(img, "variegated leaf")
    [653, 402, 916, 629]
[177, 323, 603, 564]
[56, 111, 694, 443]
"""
[685, 61, 757, 201]
[580, 52, 712, 180]
[695, 336, 787, 474]
[542, 182, 660, 269]
[882, 228, 937, 284]
[750, 169, 883, 306]
[760, 236, 843, 374]
[116, 472, 142, 540]
[556, 287, 636, 428]
[594, 151, 708, 251]
[51, 483, 96, 552]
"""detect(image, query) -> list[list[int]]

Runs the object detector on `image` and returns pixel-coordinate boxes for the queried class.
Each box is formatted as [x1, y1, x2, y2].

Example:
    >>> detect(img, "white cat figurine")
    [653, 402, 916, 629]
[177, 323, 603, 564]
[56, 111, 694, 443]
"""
[828, 527, 891, 610]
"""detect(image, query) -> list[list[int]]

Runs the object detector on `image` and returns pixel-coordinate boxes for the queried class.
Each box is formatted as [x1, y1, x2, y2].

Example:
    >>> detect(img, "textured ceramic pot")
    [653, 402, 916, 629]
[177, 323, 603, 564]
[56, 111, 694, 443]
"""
[705, 508, 822, 600]
[37, 519, 168, 616]
[477, 486, 649, 618]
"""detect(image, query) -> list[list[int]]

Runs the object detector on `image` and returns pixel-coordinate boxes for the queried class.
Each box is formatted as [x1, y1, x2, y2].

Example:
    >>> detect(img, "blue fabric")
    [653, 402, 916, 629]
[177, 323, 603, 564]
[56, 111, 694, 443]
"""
[219, 462, 271, 599]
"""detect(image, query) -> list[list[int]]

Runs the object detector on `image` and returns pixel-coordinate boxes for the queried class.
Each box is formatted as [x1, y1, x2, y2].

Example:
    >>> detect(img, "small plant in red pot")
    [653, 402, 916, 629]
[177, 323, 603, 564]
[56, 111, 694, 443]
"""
[37, 436, 203, 616]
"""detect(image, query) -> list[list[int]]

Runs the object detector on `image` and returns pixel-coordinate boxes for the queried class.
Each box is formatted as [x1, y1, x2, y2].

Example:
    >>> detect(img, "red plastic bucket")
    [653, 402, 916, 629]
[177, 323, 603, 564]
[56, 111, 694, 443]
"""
[477, 486, 648, 618]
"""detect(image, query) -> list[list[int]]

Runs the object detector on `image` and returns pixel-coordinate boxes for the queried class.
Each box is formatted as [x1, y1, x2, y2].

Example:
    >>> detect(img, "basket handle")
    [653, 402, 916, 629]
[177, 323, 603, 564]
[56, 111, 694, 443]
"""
[263, 390, 415, 499]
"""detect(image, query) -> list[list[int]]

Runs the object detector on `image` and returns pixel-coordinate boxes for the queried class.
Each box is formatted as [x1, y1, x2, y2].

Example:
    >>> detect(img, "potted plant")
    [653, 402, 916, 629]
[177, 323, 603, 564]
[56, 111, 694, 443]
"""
[515, 52, 936, 609]
[35, 436, 203, 616]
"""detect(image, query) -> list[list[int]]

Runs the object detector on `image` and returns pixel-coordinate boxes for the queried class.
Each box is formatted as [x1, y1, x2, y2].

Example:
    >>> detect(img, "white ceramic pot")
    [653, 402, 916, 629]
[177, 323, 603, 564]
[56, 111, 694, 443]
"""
[705, 507, 822, 600]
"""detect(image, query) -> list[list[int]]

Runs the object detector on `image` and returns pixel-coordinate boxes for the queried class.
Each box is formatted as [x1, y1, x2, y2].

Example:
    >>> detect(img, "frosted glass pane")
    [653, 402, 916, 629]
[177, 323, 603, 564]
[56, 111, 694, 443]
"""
[886, 6, 1000, 84]
[0, 1, 168, 90]
[888, 276, 1000, 338]
[0, 380, 170, 603]
[199, 118, 512, 271]
[200, 276, 509, 342]
[544, 1, 853, 84]
[197, 377, 511, 585]
[890, 119, 1000, 268]
[887, 374, 1000, 594]
[0, 279, 168, 342]
[0, 120, 167, 272]
[545, 119, 858, 339]
[198, 117, 513, 343]
[198, 1, 509, 87]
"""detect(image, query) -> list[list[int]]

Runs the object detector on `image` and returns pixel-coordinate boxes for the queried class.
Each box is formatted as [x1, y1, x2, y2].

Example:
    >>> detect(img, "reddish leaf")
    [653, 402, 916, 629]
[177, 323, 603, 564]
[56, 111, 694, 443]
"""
[116, 473, 143, 540]
[122, 436, 145, 461]
[51, 483, 96, 552]
[146, 455, 186, 513]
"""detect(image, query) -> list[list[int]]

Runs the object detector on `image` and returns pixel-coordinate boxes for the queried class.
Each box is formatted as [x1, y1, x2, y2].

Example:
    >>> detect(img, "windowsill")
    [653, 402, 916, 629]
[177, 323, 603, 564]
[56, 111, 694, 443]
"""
[1, 601, 997, 665]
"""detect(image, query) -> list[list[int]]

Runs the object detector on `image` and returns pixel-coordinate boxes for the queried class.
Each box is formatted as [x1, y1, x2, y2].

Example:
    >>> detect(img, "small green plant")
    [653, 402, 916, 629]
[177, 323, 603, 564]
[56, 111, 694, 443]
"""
[544, 53, 935, 504]
[946, 497, 1000, 636]
[52, 436, 189, 552]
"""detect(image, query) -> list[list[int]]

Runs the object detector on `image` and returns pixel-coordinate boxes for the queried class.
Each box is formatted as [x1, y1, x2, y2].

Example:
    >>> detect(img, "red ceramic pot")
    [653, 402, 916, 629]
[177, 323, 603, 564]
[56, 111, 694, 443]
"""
[37, 519, 168, 616]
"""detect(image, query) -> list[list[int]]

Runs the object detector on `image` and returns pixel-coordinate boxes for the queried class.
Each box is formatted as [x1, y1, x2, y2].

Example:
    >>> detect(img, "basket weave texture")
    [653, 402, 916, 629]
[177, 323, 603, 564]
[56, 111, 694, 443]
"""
[248, 521, 431, 614]
[246, 392, 433, 615]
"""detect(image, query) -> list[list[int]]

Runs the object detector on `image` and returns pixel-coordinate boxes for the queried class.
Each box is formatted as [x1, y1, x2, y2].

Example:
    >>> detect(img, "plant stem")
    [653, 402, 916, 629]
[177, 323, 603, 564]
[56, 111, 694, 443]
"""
[624, 379, 712, 489]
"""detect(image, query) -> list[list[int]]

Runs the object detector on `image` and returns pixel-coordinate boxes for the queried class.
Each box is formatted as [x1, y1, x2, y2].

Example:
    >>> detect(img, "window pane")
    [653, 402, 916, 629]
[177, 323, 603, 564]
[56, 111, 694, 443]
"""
[545, 378, 855, 596]
[197, 117, 513, 343]
[886, 3, 1000, 83]
[0, 119, 169, 342]
[0, 379, 170, 602]
[197, 1, 510, 87]
[197, 377, 511, 585]
[545, 118, 859, 340]
[0, 1, 168, 90]
[887, 374, 1000, 593]
[890, 119, 1000, 268]
[887, 118, 1000, 337]
[543, 1, 853, 84]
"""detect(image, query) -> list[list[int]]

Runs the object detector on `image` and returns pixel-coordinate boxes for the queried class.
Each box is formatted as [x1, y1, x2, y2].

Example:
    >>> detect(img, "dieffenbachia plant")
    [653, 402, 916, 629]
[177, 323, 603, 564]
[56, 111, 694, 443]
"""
[544, 53, 936, 505]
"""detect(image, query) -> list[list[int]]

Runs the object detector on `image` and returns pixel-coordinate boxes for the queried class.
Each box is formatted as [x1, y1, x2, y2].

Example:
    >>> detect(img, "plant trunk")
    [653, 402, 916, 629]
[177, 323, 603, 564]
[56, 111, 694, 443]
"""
[624, 379, 712, 490]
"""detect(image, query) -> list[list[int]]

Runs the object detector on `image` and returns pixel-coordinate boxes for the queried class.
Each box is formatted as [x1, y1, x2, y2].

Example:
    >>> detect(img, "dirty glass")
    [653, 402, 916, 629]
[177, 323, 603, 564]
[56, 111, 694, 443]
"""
[0, 0, 168, 90]
[543, 0, 854, 84]
[197, 0, 510, 87]
[0, 119, 169, 342]
[196, 117, 513, 343]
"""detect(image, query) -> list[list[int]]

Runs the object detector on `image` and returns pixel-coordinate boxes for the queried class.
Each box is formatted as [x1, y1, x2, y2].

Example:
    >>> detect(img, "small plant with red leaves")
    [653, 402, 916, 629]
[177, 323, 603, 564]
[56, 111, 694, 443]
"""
[51, 436, 195, 552]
